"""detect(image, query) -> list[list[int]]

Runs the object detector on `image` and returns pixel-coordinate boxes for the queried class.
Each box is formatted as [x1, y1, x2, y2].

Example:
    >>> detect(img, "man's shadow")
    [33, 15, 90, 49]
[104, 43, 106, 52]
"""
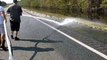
[12, 38, 63, 60]
[0, 59, 4, 60]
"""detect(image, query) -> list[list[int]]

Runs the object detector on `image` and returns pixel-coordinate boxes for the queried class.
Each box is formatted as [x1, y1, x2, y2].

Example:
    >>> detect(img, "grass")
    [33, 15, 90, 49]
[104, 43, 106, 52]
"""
[24, 8, 107, 32]
[74, 27, 107, 44]
[24, 8, 67, 21]
[74, 18, 107, 32]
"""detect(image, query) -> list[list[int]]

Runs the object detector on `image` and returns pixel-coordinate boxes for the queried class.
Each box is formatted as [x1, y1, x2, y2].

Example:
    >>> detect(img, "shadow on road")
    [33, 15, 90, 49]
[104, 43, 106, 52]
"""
[0, 59, 5, 60]
[12, 38, 63, 60]
[20, 39, 63, 43]
[12, 46, 54, 52]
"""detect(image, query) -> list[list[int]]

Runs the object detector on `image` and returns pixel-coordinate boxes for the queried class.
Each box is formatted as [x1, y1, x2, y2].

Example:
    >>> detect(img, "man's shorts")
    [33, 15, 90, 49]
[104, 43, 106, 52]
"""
[10, 21, 20, 31]
[0, 24, 5, 34]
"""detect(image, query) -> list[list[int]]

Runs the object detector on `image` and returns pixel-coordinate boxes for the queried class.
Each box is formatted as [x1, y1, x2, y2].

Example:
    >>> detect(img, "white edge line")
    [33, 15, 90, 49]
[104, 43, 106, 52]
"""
[4, 21, 13, 60]
[23, 15, 107, 60]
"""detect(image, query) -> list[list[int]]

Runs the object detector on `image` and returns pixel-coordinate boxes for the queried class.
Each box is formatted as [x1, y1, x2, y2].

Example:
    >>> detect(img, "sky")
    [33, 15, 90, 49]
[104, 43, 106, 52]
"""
[1, 0, 21, 4]
[1, 0, 13, 3]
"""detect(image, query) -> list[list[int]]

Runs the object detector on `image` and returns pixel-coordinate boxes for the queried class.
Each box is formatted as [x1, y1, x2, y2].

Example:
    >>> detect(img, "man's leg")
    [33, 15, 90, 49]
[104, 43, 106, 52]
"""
[15, 22, 20, 40]
[10, 21, 15, 39]
[11, 31, 14, 39]
[0, 34, 1, 46]
[16, 31, 18, 37]
[1, 34, 8, 51]
[11, 31, 14, 36]
[15, 31, 20, 40]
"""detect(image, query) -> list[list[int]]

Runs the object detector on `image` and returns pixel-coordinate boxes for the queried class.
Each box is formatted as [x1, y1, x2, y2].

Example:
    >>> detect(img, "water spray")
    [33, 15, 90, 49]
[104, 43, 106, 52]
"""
[59, 18, 76, 25]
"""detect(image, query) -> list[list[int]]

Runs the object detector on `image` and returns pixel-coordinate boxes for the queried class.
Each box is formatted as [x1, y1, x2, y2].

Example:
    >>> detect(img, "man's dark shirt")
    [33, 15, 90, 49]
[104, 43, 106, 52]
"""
[7, 4, 22, 22]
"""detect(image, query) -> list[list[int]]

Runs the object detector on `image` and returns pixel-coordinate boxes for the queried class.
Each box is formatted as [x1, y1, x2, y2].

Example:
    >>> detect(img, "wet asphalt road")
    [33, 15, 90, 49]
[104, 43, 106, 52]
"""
[0, 13, 106, 60]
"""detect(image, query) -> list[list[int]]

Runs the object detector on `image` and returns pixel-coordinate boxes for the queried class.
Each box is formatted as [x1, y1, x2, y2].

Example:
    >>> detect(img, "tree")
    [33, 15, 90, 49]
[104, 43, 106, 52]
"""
[0, 1, 7, 6]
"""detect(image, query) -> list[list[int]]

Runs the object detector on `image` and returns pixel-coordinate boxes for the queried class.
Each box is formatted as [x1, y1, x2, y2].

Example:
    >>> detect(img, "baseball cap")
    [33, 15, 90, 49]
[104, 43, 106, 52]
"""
[13, 0, 18, 3]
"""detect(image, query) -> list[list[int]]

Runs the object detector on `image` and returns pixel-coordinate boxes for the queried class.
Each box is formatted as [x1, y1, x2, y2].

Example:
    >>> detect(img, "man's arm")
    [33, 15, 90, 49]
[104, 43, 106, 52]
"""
[3, 11, 7, 22]
[7, 7, 10, 13]
[19, 6, 22, 15]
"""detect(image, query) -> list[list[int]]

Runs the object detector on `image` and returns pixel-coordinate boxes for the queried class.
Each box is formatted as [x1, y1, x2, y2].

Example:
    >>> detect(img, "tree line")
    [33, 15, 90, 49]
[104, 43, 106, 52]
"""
[0, 1, 7, 6]
[20, 0, 107, 15]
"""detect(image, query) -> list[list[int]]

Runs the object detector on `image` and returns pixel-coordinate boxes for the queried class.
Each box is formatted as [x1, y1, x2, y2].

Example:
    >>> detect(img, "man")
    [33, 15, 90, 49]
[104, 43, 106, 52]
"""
[7, 0, 22, 40]
[0, 1, 8, 51]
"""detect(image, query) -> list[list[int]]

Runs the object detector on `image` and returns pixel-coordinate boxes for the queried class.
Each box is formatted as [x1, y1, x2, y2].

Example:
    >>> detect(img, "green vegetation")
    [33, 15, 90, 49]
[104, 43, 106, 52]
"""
[0, 1, 7, 6]
[74, 27, 107, 44]
[101, 0, 107, 8]
[21, 0, 107, 14]
[20, 0, 89, 14]
[21, 0, 107, 28]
